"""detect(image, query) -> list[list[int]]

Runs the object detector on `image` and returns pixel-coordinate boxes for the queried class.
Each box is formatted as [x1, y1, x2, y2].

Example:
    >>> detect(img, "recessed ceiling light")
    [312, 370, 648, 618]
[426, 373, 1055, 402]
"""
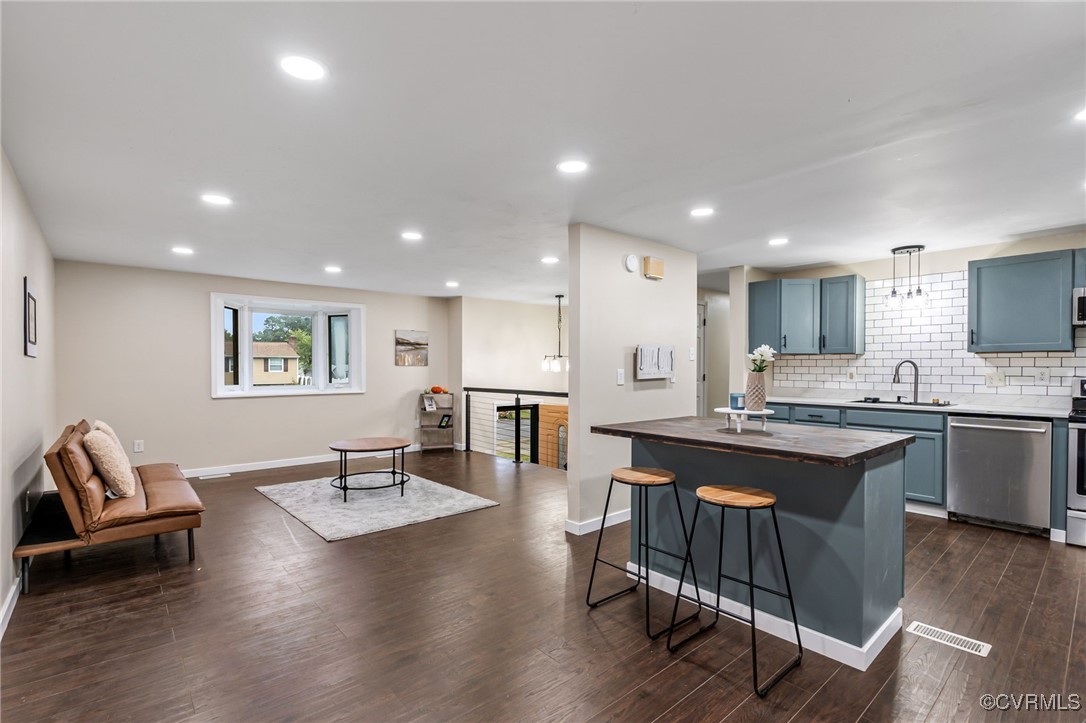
[690, 207, 715, 217]
[541, 256, 559, 264]
[769, 237, 789, 246]
[556, 160, 588, 174]
[172, 246, 194, 255]
[201, 193, 232, 206]
[280, 56, 326, 81]
[445, 281, 459, 288]
[401, 231, 423, 241]
[324, 265, 342, 273]
[1076, 108, 1086, 121]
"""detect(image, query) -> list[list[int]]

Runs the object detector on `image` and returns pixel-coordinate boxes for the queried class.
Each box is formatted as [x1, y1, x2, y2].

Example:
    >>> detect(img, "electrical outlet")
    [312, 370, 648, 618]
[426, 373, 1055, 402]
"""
[1036, 369, 1050, 385]
[133, 439, 145, 453]
[985, 370, 1006, 388]
[847, 368, 857, 381]
[616, 368, 625, 385]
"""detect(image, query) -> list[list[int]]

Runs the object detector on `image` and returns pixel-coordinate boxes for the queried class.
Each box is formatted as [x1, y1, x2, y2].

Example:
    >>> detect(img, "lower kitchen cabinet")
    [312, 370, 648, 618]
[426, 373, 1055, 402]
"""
[898, 429, 945, 505]
[845, 418, 946, 505]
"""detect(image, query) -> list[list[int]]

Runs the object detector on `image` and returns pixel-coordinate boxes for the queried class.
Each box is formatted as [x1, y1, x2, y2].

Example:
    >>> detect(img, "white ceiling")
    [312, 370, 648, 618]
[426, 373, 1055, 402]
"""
[3, 2, 1084, 303]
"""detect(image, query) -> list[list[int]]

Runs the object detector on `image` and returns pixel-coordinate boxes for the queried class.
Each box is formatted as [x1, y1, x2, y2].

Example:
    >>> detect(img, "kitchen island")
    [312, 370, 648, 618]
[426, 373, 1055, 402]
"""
[591, 416, 914, 671]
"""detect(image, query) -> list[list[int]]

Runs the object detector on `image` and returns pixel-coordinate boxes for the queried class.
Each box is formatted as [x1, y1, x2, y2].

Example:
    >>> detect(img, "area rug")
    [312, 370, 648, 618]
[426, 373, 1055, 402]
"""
[255, 475, 499, 541]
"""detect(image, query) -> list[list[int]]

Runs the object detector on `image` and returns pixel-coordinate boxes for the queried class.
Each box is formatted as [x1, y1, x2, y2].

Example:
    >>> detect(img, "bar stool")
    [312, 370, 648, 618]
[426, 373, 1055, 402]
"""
[585, 467, 702, 640]
[666, 485, 802, 698]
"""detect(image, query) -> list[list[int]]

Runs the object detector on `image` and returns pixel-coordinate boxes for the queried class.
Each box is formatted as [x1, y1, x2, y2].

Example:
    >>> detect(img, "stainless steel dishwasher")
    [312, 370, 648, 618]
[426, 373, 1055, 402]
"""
[947, 416, 1052, 532]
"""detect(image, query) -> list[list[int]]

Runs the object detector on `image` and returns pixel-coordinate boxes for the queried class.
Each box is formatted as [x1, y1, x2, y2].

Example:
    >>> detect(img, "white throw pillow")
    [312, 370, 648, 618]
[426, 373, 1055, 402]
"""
[84, 430, 136, 498]
[92, 420, 126, 456]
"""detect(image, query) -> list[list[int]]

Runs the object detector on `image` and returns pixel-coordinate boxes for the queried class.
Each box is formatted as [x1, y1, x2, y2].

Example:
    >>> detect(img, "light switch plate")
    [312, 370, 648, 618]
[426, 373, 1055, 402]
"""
[616, 368, 625, 385]
[689, 347, 696, 361]
[133, 439, 145, 453]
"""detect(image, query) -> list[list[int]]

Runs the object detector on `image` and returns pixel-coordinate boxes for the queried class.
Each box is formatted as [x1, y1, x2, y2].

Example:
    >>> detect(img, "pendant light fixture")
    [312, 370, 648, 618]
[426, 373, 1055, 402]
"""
[541, 294, 569, 373]
[886, 245, 926, 310]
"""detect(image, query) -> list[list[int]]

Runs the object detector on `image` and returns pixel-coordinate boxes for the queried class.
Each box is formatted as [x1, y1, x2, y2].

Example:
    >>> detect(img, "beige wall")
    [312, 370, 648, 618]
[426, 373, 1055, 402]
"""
[447, 297, 464, 446]
[697, 288, 731, 413]
[460, 296, 569, 393]
[568, 224, 697, 529]
[55, 262, 448, 471]
[2, 151, 56, 603]
[727, 265, 772, 393]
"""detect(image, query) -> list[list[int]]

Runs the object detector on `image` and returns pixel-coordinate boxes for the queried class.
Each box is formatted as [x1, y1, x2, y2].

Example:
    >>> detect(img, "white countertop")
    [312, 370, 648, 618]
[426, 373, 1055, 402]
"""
[765, 389, 1071, 419]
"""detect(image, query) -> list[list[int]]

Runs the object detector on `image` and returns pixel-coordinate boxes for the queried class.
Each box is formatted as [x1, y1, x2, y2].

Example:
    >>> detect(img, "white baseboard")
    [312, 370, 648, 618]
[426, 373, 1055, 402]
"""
[454, 442, 466, 451]
[1050, 529, 1066, 544]
[181, 445, 422, 478]
[565, 507, 631, 536]
[1, 577, 20, 640]
[627, 562, 901, 672]
[905, 501, 948, 519]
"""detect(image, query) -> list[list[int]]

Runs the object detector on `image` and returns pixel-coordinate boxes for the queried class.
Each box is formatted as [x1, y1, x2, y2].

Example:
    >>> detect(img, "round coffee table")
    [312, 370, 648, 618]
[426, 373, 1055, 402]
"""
[328, 437, 412, 502]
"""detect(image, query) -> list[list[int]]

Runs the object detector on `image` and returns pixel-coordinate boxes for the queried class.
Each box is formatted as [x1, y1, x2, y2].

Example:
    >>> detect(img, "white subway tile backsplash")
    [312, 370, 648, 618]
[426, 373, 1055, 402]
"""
[771, 270, 1084, 397]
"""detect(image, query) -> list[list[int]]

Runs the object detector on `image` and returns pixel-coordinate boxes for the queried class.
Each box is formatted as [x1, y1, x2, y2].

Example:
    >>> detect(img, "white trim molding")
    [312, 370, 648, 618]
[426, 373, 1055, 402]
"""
[626, 562, 902, 671]
[1, 578, 20, 640]
[182, 445, 421, 479]
[905, 501, 949, 519]
[1050, 529, 1066, 544]
[565, 507, 631, 536]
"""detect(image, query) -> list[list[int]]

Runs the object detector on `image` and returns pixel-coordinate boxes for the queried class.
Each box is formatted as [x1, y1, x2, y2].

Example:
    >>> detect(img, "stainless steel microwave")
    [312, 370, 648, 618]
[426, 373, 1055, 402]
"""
[1076, 287, 1086, 326]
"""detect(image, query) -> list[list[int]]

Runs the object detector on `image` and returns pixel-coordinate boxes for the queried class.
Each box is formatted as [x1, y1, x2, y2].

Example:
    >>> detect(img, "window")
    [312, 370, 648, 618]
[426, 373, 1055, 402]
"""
[211, 293, 365, 398]
[224, 306, 239, 385]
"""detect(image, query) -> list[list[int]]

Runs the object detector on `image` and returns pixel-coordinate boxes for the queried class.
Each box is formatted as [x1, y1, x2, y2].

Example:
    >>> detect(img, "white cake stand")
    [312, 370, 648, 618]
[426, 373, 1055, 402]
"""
[713, 407, 775, 433]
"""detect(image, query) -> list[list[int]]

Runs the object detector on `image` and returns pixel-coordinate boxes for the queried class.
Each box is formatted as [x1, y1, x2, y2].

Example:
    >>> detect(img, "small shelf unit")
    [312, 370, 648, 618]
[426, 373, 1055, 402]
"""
[419, 393, 454, 451]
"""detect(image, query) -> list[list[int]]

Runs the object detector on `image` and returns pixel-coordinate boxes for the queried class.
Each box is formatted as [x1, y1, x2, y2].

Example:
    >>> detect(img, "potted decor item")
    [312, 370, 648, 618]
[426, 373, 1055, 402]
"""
[745, 344, 776, 411]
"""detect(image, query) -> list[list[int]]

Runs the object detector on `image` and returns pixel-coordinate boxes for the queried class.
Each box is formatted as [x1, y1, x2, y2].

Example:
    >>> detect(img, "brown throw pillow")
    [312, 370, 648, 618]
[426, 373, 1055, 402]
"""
[84, 430, 136, 497]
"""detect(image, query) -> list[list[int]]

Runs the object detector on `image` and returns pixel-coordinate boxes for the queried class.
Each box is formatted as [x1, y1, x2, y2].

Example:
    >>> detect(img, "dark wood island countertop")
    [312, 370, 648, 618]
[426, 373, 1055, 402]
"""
[591, 416, 914, 467]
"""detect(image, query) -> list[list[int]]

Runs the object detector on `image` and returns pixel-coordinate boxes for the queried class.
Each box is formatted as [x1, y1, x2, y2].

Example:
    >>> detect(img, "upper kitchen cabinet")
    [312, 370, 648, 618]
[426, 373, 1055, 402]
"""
[748, 275, 865, 355]
[820, 274, 866, 354]
[748, 279, 820, 354]
[1075, 248, 1086, 288]
[968, 249, 1075, 353]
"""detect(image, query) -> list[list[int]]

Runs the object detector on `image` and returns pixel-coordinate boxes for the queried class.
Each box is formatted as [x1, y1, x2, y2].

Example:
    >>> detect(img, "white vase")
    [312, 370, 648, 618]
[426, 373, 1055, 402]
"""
[745, 372, 767, 411]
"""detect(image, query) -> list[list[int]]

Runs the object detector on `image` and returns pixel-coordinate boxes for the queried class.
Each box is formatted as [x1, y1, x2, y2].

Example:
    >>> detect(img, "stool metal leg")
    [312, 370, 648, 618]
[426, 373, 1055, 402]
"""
[586, 478, 638, 608]
[668, 498, 720, 651]
[748, 506, 803, 698]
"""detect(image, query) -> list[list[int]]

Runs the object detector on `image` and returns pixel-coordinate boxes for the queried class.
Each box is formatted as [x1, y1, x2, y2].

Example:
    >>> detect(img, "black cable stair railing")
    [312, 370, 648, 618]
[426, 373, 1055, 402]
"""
[463, 386, 568, 466]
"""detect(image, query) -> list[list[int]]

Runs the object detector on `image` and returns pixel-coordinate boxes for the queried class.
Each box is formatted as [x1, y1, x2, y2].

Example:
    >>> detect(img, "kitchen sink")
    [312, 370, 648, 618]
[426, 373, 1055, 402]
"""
[848, 399, 955, 407]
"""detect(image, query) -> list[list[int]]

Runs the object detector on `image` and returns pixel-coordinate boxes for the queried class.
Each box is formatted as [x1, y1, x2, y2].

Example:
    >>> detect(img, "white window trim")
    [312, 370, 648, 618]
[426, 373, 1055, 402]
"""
[211, 292, 366, 399]
[266, 357, 285, 373]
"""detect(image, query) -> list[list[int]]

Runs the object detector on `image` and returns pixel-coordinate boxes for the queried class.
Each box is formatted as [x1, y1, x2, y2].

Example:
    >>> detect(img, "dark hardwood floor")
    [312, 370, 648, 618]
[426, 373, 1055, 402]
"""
[2, 451, 1084, 722]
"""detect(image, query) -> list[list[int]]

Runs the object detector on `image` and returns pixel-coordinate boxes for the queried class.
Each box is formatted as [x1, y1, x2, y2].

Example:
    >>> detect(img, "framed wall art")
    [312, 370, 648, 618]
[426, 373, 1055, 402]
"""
[24, 276, 37, 358]
[395, 330, 429, 366]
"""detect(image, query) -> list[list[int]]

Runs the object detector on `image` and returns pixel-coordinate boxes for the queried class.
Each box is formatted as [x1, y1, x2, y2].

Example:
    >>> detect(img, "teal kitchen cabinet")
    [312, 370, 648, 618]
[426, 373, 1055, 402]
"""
[819, 275, 866, 354]
[968, 250, 1075, 353]
[898, 430, 945, 505]
[845, 409, 945, 505]
[764, 403, 792, 423]
[792, 406, 843, 427]
[747, 279, 820, 354]
[1075, 249, 1086, 288]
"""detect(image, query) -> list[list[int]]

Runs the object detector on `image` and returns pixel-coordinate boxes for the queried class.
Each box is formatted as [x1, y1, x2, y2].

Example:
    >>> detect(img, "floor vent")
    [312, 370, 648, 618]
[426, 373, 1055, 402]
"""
[906, 621, 991, 656]
[198, 473, 232, 480]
